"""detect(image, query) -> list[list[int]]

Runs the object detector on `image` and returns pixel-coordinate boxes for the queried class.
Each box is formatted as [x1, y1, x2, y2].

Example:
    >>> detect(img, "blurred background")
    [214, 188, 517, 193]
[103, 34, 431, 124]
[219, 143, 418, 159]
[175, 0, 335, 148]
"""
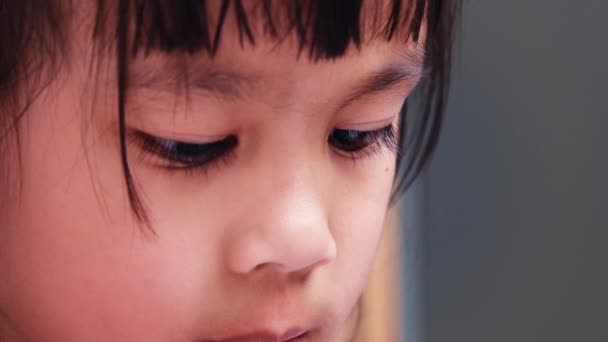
[399, 0, 608, 341]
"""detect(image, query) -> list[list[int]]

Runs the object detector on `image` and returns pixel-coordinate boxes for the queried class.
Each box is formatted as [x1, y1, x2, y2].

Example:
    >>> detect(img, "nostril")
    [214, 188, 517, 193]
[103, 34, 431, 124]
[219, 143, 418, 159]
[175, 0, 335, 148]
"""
[251, 262, 278, 273]
[294, 257, 331, 275]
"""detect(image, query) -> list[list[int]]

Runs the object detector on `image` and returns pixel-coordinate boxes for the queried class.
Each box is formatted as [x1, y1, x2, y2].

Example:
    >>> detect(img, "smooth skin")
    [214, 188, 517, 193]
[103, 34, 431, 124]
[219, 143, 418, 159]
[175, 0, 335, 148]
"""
[0, 3, 423, 342]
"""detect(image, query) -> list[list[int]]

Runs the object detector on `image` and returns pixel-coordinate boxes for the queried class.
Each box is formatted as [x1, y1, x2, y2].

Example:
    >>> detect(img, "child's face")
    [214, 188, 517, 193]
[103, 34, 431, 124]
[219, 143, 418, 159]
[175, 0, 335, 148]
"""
[0, 8, 422, 342]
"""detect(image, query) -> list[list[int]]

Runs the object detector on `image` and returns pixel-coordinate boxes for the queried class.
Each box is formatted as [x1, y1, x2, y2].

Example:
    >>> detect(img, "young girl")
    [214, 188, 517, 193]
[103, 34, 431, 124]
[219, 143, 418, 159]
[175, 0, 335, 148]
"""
[0, 1, 458, 341]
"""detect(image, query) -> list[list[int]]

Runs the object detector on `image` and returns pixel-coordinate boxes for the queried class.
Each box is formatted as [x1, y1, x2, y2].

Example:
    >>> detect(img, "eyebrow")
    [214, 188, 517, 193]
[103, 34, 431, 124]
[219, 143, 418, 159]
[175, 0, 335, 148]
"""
[340, 46, 427, 106]
[129, 53, 424, 103]
[130, 65, 257, 100]
[339, 63, 423, 109]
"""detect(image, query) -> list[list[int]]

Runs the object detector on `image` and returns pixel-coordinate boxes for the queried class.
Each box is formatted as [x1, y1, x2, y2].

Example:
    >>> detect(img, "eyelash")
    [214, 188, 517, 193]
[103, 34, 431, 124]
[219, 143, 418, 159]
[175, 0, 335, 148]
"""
[131, 125, 398, 173]
[328, 124, 398, 161]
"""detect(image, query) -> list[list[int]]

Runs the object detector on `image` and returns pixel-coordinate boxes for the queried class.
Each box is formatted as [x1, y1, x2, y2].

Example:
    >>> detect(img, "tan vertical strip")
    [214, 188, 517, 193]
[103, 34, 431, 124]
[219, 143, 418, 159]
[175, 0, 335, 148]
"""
[340, 208, 400, 341]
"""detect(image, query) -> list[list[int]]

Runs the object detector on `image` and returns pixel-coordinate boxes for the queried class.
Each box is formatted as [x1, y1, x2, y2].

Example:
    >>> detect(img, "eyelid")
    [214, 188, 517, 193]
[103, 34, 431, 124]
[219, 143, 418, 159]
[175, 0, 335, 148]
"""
[126, 125, 231, 145]
[141, 132, 228, 145]
[128, 129, 238, 171]
[334, 116, 398, 131]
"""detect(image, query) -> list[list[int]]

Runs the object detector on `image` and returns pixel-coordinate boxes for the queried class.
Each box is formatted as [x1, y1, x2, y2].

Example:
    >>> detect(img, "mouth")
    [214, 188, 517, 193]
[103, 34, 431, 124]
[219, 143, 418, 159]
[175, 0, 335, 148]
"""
[208, 328, 311, 342]
[280, 329, 309, 342]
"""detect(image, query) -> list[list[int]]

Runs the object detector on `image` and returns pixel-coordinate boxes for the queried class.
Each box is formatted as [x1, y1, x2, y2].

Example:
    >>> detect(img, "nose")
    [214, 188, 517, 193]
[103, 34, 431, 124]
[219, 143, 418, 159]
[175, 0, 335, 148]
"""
[224, 176, 336, 275]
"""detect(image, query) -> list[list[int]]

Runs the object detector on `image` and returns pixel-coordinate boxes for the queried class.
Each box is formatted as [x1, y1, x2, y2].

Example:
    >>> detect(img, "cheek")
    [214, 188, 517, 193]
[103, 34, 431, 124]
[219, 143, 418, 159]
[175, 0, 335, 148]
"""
[0, 80, 197, 341]
[325, 154, 396, 321]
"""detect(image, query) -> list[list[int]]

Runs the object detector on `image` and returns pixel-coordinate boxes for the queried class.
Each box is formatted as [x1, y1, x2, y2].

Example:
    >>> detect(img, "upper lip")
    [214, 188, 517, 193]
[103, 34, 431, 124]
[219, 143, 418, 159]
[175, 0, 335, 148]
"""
[208, 327, 309, 342]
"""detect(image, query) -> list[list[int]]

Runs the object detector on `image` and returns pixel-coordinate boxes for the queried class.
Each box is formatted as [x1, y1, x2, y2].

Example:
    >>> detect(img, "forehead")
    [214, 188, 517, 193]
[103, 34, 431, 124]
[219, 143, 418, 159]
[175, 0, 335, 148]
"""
[127, 39, 424, 117]
[130, 36, 424, 87]
[126, 0, 426, 98]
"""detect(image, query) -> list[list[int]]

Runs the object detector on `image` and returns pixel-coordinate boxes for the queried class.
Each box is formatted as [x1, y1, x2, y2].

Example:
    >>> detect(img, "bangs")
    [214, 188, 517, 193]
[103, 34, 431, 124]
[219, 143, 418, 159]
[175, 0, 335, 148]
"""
[97, 0, 432, 60]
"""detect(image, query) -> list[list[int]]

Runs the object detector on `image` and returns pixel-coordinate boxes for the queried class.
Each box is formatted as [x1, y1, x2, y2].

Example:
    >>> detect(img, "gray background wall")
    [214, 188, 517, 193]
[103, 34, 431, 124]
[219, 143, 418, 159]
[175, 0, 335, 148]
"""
[401, 1, 608, 341]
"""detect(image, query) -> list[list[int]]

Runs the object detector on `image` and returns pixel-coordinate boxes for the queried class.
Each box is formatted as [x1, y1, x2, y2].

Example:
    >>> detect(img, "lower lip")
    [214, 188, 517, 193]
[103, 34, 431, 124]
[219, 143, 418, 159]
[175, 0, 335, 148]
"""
[210, 331, 310, 342]
[284, 333, 308, 341]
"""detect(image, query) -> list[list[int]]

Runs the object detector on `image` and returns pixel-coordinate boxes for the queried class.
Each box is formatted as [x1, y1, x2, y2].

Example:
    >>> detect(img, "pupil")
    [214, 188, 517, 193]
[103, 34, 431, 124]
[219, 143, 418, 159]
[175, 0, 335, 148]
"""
[176, 143, 206, 156]
[333, 130, 363, 144]
[330, 129, 368, 151]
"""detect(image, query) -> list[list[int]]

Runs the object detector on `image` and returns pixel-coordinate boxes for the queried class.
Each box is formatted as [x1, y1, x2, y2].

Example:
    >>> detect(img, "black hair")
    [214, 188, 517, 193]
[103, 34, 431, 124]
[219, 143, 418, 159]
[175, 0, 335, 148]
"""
[0, 0, 461, 225]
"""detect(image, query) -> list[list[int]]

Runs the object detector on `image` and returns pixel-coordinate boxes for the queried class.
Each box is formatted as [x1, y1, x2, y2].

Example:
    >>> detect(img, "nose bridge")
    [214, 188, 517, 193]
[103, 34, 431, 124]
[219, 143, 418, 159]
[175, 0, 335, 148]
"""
[224, 149, 336, 275]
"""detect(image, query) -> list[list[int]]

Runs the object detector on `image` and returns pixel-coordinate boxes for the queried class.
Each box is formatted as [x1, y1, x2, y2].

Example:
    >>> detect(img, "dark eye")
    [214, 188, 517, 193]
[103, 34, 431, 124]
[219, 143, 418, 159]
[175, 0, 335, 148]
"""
[329, 129, 372, 151]
[328, 125, 397, 155]
[133, 132, 238, 169]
